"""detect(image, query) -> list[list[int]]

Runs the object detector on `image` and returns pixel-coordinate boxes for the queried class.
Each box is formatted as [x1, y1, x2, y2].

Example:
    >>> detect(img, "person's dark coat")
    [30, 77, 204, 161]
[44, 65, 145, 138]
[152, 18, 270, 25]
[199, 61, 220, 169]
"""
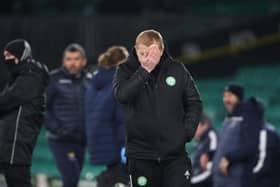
[213, 97, 263, 187]
[0, 58, 49, 165]
[191, 127, 218, 186]
[113, 48, 202, 161]
[86, 67, 125, 166]
[253, 123, 280, 187]
[44, 68, 91, 144]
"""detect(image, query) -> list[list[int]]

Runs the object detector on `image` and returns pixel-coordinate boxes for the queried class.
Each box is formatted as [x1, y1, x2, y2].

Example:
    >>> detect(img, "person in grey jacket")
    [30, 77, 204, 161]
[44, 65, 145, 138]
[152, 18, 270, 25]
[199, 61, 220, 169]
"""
[213, 84, 262, 187]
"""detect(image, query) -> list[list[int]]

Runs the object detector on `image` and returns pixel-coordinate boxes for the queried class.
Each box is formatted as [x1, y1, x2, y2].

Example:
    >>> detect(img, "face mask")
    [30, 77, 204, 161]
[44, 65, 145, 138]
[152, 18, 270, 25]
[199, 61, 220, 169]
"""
[5, 59, 17, 71]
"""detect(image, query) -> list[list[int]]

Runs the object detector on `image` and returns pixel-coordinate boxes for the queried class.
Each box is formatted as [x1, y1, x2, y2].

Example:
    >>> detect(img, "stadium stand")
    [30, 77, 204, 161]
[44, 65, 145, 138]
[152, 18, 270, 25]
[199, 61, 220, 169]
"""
[197, 64, 280, 129]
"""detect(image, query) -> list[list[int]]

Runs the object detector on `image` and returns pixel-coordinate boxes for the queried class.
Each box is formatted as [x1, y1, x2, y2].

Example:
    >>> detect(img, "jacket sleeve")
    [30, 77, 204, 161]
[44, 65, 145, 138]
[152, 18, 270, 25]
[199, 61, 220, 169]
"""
[205, 130, 218, 160]
[44, 76, 62, 131]
[182, 65, 203, 142]
[115, 102, 125, 147]
[0, 73, 44, 113]
[225, 115, 260, 163]
[113, 65, 151, 104]
[85, 82, 97, 137]
[253, 128, 280, 175]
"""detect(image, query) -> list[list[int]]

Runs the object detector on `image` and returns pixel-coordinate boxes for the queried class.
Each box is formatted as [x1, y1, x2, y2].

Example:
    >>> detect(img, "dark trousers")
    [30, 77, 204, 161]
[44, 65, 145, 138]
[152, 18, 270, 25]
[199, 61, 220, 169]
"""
[96, 163, 129, 187]
[128, 157, 192, 187]
[48, 139, 85, 187]
[0, 163, 31, 187]
[256, 177, 279, 187]
[192, 181, 212, 187]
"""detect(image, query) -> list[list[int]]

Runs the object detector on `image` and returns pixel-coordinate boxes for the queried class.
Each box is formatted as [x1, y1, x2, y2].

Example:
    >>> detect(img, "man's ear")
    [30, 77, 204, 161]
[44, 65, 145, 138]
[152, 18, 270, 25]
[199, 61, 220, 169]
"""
[134, 46, 138, 54]
[83, 58, 88, 67]
[160, 48, 165, 56]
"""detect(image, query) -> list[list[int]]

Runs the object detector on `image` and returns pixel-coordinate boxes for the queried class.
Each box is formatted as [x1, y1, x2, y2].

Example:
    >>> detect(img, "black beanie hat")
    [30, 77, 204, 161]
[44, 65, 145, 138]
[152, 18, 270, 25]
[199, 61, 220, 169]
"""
[224, 83, 244, 101]
[3, 39, 32, 61]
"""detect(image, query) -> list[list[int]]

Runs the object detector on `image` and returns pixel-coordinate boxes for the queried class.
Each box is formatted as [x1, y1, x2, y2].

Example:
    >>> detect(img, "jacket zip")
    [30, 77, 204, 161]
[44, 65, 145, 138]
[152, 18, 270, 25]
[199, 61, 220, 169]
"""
[10, 106, 22, 164]
[154, 84, 162, 163]
[154, 64, 166, 163]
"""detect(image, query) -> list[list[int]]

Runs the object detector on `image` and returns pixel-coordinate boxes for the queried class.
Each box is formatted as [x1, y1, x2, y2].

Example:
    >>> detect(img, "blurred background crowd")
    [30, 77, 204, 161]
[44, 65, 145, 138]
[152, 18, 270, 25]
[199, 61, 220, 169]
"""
[0, 0, 280, 187]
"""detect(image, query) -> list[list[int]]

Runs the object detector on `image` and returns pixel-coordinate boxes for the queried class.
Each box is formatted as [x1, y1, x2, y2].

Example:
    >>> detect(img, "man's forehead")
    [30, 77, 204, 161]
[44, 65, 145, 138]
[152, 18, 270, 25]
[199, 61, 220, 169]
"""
[136, 43, 159, 51]
[136, 45, 149, 51]
[64, 51, 83, 58]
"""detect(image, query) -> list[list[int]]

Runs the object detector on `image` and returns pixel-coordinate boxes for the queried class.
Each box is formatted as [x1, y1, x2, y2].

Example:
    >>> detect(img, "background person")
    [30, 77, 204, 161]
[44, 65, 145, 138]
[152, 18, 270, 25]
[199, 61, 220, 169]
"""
[44, 44, 91, 187]
[86, 46, 129, 187]
[253, 121, 280, 187]
[191, 113, 218, 187]
[0, 39, 49, 187]
[213, 83, 262, 187]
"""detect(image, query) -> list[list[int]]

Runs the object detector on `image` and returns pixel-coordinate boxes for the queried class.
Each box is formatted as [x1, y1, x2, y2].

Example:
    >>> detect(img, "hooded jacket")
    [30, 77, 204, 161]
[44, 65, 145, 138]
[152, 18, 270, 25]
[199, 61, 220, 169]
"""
[86, 67, 125, 165]
[113, 48, 202, 161]
[254, 123, 280, 187]
[0, 57, 49, 165]
[213, 97, 263, 187]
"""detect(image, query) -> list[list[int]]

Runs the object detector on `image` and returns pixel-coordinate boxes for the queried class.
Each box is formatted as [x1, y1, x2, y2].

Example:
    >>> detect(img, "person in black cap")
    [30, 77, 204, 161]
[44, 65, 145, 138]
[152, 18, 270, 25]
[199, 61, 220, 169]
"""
[213, 83, 262, 187]
[0, 39, 49, 187]
[223, 83, 244, 111]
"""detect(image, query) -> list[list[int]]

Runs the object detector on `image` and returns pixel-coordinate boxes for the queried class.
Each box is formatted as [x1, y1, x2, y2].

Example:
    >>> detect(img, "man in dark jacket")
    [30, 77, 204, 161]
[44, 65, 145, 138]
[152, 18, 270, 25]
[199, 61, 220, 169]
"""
[253, 122, 280, 187]
[0, 39, 49, 187]
[191, 113, 218, 187]
[213, 84, 262, 187]
[44, 44, 91, 187]
[113, 29, 202, 187]
[0, 62, 10, 91]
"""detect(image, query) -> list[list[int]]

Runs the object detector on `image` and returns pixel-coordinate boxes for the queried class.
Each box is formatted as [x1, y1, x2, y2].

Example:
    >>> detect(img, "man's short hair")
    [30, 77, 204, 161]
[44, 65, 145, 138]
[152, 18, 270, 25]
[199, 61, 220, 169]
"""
[135, 29, 165, 50]
[63, 43, 86, 58]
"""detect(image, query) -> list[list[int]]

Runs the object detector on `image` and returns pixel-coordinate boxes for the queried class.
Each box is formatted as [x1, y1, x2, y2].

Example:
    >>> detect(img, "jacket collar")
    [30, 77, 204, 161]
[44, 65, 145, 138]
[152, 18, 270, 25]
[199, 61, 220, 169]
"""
[61, 67, 86, 79]
[91, 67, 115, 90]
[227, 102, 243, 117]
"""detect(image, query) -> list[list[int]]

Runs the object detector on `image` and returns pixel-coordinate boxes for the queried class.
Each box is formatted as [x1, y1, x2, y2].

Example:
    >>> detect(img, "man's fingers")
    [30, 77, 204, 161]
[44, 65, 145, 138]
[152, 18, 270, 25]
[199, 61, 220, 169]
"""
[148, 45, 159, 56]
[141, 53, 150, 64]
[144, 51, 149, 58]
[151, 46, 160, 55]
[147, 47, 155, 59]
[223, 167, 228, 176]
[148, 44, 158, 55]
[221, 166, 226, 176]
[200, 154, 209, 170]
[148, 49, 160, 64]
[219, 161, 225, 175]
[219, 162, 228, 177]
